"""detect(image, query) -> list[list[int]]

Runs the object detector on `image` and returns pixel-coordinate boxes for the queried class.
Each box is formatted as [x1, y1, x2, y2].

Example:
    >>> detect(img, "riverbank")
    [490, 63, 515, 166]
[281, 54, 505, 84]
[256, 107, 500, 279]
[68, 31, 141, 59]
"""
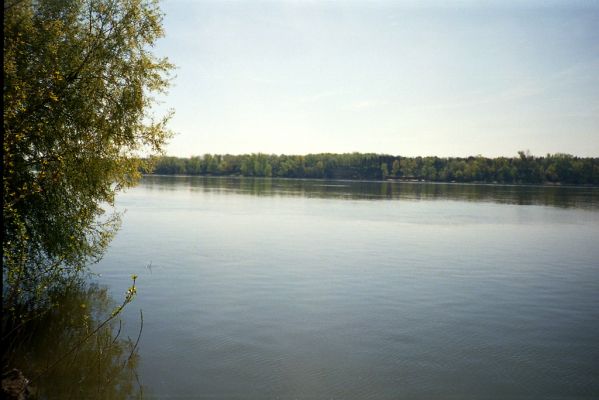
[146, 152, 599, 186]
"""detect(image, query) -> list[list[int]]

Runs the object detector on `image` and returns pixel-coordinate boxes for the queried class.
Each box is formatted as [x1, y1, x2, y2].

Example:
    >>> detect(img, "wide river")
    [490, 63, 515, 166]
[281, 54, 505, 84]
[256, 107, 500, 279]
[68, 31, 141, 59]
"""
[96, 176, 599, 399]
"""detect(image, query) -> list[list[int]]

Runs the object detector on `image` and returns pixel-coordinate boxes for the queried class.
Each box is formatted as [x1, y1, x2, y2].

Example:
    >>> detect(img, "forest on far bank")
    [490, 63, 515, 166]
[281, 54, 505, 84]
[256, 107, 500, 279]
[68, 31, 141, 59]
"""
[147, 152, 599, 185]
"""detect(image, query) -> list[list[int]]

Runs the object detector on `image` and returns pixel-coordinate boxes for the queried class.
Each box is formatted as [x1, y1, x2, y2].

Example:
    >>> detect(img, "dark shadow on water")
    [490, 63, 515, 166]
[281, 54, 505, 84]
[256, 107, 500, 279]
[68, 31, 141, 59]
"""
[3, 282, 143, 399]
[144, 175, 599, 209]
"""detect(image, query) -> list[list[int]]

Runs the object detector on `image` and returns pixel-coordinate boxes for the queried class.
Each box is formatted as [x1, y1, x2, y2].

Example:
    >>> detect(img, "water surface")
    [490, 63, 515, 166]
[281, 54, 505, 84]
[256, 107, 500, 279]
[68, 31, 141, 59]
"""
[97, 176, 599, 399]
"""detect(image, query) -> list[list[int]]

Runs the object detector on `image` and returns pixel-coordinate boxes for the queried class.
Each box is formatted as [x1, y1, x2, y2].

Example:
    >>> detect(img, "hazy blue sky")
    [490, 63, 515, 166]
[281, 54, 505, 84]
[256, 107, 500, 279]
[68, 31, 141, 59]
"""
[154, 0, 599, 157]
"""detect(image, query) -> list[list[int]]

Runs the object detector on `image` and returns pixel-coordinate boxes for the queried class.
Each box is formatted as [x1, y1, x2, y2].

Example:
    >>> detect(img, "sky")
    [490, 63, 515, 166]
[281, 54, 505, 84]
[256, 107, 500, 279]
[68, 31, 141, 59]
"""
[153, 0, 599, 158]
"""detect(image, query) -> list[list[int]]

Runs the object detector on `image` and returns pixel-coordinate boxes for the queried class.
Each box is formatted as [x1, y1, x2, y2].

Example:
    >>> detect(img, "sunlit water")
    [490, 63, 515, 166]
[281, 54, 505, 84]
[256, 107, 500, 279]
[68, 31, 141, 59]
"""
[95, 176, 599, 399]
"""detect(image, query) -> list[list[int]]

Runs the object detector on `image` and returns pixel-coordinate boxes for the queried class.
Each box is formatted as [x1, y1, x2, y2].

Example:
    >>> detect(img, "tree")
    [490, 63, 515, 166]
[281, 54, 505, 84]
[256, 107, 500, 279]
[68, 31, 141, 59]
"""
[3, 0, 173, 315]
[380, 162, 389, 179]
[391, 159, 400, 177]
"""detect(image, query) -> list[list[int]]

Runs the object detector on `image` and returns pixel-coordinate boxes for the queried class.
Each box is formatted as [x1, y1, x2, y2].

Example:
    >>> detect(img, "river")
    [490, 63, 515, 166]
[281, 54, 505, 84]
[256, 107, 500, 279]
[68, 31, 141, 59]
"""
[93, 176, 599, 399]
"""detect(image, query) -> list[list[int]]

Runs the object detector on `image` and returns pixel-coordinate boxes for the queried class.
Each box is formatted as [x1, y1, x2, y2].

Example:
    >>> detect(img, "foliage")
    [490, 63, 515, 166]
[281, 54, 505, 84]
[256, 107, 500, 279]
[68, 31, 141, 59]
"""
[150, 152, 599, 185]
[3, 0, 172, 316]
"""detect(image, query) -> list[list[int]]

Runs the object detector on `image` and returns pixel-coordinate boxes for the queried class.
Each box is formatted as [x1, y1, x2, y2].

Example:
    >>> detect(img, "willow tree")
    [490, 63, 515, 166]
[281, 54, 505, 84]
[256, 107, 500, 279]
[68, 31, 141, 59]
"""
[3, 0, 172, 316]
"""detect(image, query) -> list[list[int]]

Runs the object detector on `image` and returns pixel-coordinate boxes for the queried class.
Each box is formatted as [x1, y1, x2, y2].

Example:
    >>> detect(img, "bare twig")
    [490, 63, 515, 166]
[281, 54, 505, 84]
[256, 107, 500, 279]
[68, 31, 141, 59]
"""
[127, 309, 143, 363]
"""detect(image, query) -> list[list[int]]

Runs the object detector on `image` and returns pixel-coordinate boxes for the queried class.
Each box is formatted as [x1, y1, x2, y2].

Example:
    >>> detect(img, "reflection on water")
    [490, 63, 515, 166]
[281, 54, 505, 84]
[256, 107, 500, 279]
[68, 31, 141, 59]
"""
[146, 175, 599, 209]
[8, 283, 142, 399]
[94, 176, 599, 398]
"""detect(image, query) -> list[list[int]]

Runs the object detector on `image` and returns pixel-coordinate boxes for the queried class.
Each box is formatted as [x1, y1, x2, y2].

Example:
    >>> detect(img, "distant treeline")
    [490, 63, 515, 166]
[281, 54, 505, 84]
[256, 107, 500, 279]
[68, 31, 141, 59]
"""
[146, 152, 599, 185]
